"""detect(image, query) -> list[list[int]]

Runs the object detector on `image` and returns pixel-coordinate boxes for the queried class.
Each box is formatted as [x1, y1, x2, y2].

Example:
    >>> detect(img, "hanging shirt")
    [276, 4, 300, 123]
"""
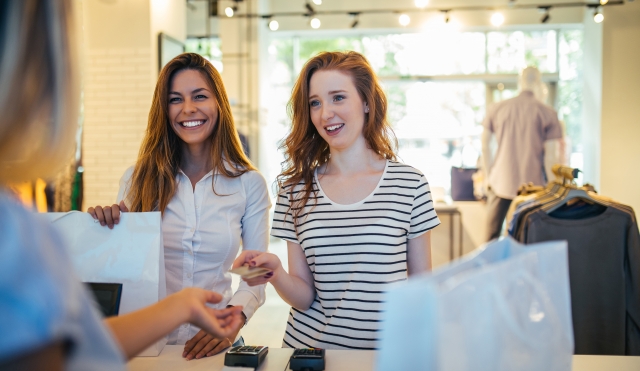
[117, 167, 271, 344]
[271, 161, 441, 350]
[521, 206, 640, 355]
[0, 192, 126, 370]
[483, 91, 563, 199]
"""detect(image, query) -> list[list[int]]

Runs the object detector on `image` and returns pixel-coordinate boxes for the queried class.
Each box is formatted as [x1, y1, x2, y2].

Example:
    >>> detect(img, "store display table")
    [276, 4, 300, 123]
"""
[128, 345, 640, 371]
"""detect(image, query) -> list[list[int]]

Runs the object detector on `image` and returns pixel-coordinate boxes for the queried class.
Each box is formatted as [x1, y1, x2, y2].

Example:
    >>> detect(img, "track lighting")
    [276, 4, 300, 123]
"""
[414, 0, 428, 8]
[399, 14, 410, 26]
[305, 2, 316, 15]
[312, 0, 322, 5]
[310, 17, 321, 29]
[593, 8, 604, 23]
[349, 12, 360, 29]
[491, 12, 504, 26]
[441, 9, 451, 23]
[600, 0, 608, 5]
[538, 6, 550, 23]
[224, 6, 235, 17]
[269, 19, 279, 31]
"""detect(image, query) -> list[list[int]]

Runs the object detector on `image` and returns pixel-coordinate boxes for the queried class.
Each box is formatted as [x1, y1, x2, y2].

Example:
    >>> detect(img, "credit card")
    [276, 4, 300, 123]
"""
[229, 265, 272, 279]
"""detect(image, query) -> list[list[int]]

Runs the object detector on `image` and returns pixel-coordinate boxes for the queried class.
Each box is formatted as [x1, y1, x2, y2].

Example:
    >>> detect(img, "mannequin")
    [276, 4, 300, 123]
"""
[481, 66, 563, 241]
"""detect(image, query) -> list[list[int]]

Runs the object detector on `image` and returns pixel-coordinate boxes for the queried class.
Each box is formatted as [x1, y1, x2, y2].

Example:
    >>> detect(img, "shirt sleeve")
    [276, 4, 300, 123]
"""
[543, 107, 563, 141]
[0, 197, 125, 368]
[269, 185, 299, 244]
[227, 171, 272, 321]
[408, 174, 441, 239]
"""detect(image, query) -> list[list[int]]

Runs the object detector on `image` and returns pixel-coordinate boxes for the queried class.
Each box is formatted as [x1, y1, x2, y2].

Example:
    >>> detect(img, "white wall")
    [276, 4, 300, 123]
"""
[600, 1, 640, 214]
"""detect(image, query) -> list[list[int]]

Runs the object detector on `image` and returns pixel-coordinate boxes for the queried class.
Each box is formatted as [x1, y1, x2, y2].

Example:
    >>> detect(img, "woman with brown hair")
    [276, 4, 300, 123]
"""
[88, 53, 270, 359]
[234, 51, 440, 350]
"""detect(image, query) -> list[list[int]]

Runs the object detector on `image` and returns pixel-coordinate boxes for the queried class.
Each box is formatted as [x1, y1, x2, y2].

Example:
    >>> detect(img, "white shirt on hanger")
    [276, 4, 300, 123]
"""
[117, 166, 271, 344]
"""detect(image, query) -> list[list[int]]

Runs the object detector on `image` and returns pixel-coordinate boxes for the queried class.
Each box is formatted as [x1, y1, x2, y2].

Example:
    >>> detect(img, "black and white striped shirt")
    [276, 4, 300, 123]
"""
[271, 160, 440, 350]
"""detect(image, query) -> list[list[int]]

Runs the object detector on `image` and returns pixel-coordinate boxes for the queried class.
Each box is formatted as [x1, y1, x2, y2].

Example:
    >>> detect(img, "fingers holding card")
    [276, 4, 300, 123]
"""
[229, 266, 273, 279]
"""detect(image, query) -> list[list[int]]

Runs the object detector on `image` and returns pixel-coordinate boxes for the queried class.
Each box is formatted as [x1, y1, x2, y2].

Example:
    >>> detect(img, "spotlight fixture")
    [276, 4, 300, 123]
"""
[399, 13, 410, 26]
[269, 19, 279, 31]
[600, 0, 608, 4]
[305, 2, 316, 15]
[538, 6, 551, 23]
[349, 12, 360, 29]
[312, 0, 322, 5]
[593, 8, 604, 23]
[310, 17, 321, 29]
[491, 12, 504, 26]
[414, 0, 428, 8]
[224, 6, 235, 17]
[441, 9, 451, 23]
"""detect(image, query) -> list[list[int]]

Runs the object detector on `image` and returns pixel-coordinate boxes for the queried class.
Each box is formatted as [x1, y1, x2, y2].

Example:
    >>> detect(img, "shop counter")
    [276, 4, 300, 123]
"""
[128, 345, 640, 371]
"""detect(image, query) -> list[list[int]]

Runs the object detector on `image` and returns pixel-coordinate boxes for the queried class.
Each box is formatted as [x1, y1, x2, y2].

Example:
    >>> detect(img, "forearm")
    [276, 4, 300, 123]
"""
[481, 130, 493, 175]
[407, 231, 432, 277]
[271, 267, 316, 310]
[105, 294, 187, 359]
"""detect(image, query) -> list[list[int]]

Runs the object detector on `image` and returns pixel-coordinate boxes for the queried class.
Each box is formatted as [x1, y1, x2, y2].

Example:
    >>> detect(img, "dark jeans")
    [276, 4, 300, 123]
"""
[486, 189, 512, 241]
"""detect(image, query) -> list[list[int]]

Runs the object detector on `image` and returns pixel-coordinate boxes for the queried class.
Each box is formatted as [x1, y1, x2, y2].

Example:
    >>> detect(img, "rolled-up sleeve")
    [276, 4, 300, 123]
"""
[227, 171, 272, 321]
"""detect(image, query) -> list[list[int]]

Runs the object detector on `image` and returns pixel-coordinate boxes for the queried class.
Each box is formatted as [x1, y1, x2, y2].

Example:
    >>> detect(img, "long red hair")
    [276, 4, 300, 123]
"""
[127, 53, 253, 213]
[278, 51, 397, 227]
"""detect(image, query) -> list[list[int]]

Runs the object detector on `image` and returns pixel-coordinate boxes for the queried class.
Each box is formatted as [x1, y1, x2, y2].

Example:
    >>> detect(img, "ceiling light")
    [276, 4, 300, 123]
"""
[593, 9, 604, 23]
[312, 0, 322, 5]
[441, 10, 450, 23]
[538, 6, 550, 23]
[349, 12, 360, 28]
[414, 0, 428, 8]
[224, 6, 234, 17]
[310, 17, 321, 29]
[600, 0, 608, 5]
[491, 12, 504, 26]
[399, 14, 410, 26]
[269, 19, 279, 31]
[305, 2, 315, 15]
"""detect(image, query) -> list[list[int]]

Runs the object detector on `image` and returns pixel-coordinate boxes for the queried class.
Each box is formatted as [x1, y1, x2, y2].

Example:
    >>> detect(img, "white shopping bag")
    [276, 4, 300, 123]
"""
[377, 237, 573, 371]
[41, 211, 167, 356]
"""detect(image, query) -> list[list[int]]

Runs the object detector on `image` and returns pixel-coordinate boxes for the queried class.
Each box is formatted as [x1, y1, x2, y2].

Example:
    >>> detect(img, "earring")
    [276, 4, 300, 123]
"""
[365, 106, 369, 113]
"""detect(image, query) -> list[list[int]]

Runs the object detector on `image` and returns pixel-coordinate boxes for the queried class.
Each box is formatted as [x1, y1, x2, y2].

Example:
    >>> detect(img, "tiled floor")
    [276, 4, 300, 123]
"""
[235, 222, 470, 348]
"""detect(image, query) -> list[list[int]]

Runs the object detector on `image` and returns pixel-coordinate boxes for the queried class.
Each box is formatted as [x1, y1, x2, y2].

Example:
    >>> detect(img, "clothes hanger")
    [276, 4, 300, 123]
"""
[541, 166, 609, 214]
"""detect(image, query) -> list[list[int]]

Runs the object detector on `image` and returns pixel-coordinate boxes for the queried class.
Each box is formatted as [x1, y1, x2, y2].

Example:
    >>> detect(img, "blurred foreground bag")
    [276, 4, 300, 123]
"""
[40, 211, 167, 356]
[377, 237, 573, 371]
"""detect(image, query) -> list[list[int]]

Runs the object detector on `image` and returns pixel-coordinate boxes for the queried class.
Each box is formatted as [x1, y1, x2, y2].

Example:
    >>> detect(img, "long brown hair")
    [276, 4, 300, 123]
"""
[278, 51, 397, 226]
[127, 53, 253, 213]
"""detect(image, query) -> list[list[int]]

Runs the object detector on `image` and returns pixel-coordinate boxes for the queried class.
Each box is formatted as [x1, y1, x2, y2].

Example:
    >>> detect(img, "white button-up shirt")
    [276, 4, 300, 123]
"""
[117, 167, 271, 344]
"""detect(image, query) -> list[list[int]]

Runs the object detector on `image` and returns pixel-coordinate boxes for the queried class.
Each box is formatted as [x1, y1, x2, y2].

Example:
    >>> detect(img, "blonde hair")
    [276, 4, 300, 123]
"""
[126, 53, 254, 213]
[278, 51, 397, 226]
[0, 0, 79, 184]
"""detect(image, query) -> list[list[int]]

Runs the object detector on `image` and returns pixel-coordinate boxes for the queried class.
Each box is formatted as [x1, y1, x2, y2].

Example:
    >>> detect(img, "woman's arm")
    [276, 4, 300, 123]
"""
[407, 231, 432, 277]
[105, 288, 243, 360]
[233, 241, 316, 310]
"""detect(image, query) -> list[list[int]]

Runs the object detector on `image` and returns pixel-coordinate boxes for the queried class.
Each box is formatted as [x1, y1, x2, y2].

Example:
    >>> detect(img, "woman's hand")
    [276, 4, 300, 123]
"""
[175, 288, 244, 340]
[87, 200, 128, 229]
[182, 309, 244, 361]
[232, 251, 283, 286]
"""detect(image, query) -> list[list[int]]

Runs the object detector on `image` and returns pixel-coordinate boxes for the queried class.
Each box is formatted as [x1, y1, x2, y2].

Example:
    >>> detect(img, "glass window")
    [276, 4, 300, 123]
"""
[487, 31, 557, 73]
[185, 37, 223, 72]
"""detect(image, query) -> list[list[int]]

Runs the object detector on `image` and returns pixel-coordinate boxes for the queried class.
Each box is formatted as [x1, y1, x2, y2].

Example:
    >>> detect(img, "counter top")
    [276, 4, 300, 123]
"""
[128, 345, 640, 371]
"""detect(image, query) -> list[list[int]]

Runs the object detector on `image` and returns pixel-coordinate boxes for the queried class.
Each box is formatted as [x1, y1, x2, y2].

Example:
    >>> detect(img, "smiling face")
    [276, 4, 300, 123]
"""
[167, 69, 218, 148]
[308, 69, 369, 151]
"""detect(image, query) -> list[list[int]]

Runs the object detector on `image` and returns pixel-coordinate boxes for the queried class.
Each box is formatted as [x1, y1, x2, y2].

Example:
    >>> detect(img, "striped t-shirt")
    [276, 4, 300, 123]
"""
[271, 160, 441, 350]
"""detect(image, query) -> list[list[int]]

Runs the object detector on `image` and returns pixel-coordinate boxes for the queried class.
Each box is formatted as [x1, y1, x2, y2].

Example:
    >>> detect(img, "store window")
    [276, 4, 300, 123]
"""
[263, 28, 583, 198]
[185, 37, 223, 72]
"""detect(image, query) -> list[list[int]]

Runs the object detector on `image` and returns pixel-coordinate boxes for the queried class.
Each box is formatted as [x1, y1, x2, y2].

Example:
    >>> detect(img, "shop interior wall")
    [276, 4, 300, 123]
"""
[600, 1, 640, 216]
[81, 0, 186, 210]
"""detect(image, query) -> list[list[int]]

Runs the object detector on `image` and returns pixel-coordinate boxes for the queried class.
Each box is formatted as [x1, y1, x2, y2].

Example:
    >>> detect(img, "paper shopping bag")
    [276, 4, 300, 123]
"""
[40, 211, 166, 356]
[377, 237, 573, 371]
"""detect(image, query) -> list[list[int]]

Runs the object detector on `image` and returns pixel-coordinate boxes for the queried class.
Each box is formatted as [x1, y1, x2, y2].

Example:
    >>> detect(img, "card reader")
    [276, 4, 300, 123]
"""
[224, 345, 268, 368]
[289, 348, 325, 371]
